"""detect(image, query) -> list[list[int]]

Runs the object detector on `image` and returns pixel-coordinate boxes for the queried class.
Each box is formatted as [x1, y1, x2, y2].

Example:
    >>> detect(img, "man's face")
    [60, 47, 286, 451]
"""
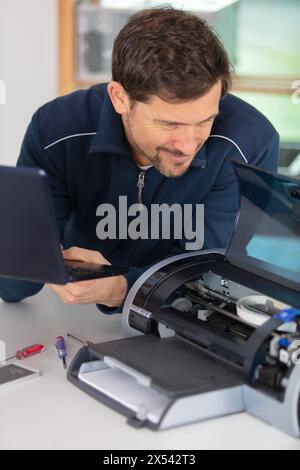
[122, 81, 222, 178]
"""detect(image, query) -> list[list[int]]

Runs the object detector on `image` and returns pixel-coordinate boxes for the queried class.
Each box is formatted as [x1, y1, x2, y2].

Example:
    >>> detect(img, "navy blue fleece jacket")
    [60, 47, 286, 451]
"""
[0, 84, 279, 313]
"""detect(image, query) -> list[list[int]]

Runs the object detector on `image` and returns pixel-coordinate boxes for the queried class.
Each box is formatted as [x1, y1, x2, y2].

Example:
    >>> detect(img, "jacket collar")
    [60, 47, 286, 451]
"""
[89, 85, 132, 158]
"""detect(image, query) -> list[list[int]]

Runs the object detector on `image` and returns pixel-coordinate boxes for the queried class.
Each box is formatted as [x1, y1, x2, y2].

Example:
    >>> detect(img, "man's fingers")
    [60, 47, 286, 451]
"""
[47, 275, 126, 307]
[47, 282, 86, 304]
[62, 246, 111, 265]
[46, 283, 60, 292]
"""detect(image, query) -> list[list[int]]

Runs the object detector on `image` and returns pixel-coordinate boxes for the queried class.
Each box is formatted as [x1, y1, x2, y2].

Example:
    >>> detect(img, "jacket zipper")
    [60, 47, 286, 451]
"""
[137, 171, 146, 206]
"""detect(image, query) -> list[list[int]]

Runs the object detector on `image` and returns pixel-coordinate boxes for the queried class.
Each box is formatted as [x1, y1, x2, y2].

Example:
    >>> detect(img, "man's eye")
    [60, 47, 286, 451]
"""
[163, 123, 178, 129]
[198, 119, 214, 127]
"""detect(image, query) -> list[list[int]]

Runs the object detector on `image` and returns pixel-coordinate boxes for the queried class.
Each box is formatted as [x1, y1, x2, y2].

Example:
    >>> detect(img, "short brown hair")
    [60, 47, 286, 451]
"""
[112, 7, 232, 103]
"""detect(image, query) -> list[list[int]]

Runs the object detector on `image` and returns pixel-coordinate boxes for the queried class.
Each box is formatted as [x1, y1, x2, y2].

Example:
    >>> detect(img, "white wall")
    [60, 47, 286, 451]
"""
[0, 0, 58, 166]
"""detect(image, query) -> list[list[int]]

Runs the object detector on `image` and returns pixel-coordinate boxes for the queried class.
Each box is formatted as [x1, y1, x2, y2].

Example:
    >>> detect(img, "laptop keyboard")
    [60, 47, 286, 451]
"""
[64, 260, 128, 282]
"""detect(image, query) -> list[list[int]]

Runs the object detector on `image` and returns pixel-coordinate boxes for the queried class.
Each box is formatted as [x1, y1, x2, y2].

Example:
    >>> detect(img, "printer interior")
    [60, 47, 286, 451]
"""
[164, 270, 259, 342]
[157, 269, 299, 400]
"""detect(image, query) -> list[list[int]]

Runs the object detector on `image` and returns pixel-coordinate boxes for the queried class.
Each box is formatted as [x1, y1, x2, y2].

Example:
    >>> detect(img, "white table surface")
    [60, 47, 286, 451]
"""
[0, 287, 299, 450]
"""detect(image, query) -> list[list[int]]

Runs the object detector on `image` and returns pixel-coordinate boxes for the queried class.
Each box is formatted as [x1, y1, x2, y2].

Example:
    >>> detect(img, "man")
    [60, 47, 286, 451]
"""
[0, 8, 279, 314]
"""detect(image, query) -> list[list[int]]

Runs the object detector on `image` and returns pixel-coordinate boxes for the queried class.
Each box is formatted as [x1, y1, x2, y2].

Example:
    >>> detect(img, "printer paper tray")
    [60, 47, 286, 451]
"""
[68, 335, 245, 430]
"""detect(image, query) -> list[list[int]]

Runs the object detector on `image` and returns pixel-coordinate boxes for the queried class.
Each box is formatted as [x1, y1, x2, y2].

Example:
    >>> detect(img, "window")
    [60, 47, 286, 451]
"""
[59, 0, 300, 166]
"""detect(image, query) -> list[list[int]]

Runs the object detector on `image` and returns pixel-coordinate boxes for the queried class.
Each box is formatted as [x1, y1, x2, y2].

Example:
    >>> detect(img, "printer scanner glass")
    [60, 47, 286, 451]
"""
[227, 163, 300, 291]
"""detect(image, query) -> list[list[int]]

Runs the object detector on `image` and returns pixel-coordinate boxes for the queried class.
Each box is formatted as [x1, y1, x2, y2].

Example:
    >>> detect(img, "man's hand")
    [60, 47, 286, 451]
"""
[47, 247, 128, 308]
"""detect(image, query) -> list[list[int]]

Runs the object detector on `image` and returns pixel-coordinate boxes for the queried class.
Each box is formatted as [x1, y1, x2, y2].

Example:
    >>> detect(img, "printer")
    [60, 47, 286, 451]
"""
[68, 162, 300, 437]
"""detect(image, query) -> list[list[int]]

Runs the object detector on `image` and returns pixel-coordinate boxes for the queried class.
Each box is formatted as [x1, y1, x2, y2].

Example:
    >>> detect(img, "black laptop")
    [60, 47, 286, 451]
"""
[0, 165, 128, 284]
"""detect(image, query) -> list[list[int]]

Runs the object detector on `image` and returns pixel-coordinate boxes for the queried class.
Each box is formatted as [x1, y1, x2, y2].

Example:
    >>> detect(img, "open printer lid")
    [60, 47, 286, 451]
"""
[227, 162, 300, 293]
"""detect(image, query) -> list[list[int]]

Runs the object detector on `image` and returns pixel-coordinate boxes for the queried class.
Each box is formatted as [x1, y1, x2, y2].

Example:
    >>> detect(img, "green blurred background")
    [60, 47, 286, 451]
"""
[77, 0, 300, 171]
[234, 0, 300, 145]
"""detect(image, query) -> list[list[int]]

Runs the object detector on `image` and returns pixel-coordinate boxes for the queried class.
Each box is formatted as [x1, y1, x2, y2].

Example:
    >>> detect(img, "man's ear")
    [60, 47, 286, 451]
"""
[107, 81, 132, 115]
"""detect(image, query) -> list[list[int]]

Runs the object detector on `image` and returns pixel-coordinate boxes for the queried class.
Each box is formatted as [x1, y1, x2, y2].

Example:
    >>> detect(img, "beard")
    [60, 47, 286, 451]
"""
[145, 148, 192, 178]
[126, 114, 202, 178]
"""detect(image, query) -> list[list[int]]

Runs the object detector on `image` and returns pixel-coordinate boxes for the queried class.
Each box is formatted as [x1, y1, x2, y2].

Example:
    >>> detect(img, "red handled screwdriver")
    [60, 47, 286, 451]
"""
[1, 343, 45, 363]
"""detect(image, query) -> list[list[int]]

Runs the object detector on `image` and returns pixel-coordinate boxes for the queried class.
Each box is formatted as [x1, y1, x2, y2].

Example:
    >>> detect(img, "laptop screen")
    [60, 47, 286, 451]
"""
[0, 165, 65, 283]
[227, 162, 300, 292]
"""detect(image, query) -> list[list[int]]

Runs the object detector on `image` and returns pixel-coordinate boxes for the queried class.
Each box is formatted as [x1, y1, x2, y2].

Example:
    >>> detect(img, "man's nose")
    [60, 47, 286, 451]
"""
[174, 127, 203, 155]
